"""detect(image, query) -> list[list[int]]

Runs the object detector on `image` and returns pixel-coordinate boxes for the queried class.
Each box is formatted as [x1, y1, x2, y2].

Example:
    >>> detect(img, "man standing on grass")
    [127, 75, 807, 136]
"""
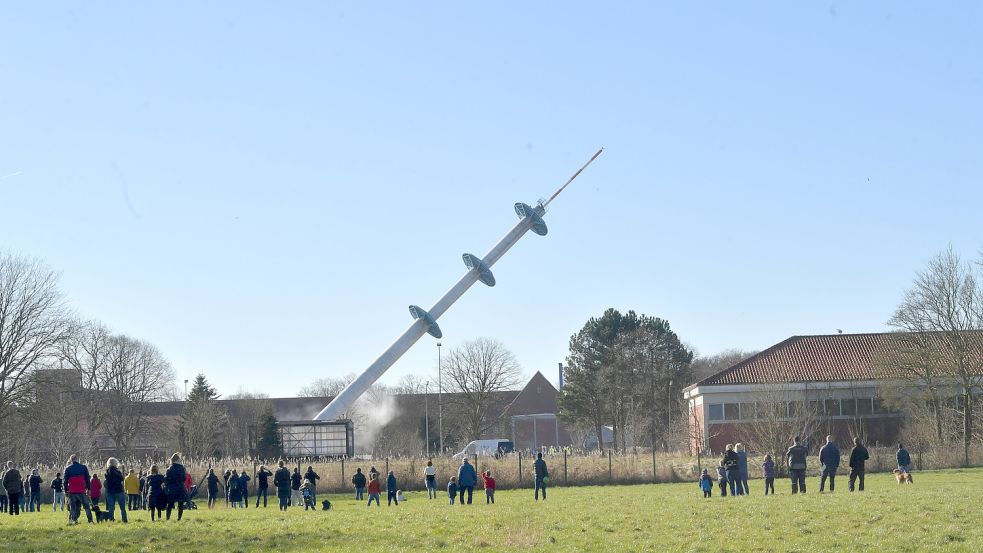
[534, 452, 549, 501]
[848, 437, 869, 492]
[64, 454, 93, 524]
[818, 435, 840, 493]
[239, 470, 250, 508]
[896, 443, 911, 474]
[255, 465, 272, 508]
[786, 436, 809, 494]
[457, 458, 477, 505]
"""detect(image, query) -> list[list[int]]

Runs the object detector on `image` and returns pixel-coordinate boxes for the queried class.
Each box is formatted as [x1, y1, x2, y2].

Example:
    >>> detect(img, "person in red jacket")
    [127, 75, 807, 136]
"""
[185, 471, 193, 494]
[64, 454, 93, 524]
[482, 470, 496, 504]
[366, 474, 381, 507]
[89, 474, 103, 507]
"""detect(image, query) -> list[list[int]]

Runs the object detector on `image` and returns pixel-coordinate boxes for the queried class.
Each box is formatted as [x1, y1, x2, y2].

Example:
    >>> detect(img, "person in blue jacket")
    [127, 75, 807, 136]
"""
[386, 471, 398, 506]
[735, 443, 750, 495]
[456, 458, 477, 505]
[896, 443, 912, 474]
[533, 452, 550, 501]
[818, 435, 840, 493]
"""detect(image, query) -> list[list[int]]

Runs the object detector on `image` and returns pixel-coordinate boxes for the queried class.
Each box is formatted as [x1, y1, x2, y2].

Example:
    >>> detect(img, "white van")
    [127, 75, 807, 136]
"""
[452, 439, 514, 459]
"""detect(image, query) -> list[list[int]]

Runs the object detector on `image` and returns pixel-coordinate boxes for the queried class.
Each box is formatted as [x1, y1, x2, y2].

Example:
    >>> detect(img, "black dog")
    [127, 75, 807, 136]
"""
[321, 499, 331, 511]
[91, 505, 112, 523]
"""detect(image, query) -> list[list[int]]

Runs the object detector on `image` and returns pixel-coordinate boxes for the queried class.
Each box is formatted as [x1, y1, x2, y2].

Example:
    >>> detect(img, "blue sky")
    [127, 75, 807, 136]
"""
[2, 2, 981, 398]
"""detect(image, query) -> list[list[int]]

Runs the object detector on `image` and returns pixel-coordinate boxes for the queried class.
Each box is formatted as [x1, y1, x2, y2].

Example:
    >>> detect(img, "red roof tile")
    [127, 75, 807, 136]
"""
[697, 331, 983, 386]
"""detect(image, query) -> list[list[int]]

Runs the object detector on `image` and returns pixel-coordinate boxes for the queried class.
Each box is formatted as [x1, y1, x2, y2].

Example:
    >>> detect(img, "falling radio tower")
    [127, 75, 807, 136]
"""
[315, 148, 604, 421]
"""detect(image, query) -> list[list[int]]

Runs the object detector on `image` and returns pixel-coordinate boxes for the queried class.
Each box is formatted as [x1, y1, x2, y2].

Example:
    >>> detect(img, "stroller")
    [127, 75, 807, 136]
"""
[185, 485, 200, 510]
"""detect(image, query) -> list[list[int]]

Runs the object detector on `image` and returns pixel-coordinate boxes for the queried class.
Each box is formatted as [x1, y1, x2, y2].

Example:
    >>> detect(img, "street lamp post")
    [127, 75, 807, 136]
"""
[437, 342, 443, 454]
[425, 381, 431, 458]
[184, 379, 189, 399]
[667, 379, 673, 451]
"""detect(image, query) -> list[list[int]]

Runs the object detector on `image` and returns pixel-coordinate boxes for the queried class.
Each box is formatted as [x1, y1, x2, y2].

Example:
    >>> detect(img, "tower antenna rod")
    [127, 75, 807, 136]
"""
[315, 149, 603, 422]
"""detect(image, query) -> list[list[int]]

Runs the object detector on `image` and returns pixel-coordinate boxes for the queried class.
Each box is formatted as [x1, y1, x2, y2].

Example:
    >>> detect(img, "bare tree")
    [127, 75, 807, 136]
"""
[888, 246, 983, 466]
[737, 386, 824, 474]
[0, 253, 70, 425]
[689, 348, 759, 384]
[442, 338, 523, 442]
[224, 391, 275, 457]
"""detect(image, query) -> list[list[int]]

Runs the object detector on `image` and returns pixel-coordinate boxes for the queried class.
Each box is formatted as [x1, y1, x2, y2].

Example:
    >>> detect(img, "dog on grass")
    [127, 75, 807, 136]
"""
[90, 505, 112, 523]
[893, 469, 913, 484]
[321, 499, 332, 511]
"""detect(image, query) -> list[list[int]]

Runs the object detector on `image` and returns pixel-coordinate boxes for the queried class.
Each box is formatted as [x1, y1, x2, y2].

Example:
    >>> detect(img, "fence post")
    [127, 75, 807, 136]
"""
[385, 458, 389, 479]
[652, 447, 657, 483]
[341, 458, 345, 487]
[608, 449, 613, 484]
[563, 450, 568, 485]
[518, 451, 522, 483]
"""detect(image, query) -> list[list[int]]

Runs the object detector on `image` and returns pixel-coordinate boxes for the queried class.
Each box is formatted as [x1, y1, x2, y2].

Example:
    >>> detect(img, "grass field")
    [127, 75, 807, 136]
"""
[2, 468, 981, 552]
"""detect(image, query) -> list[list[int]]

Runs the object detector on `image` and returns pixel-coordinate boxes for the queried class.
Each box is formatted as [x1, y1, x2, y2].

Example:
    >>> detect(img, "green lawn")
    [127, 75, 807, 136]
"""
[2, 468, 982, 552]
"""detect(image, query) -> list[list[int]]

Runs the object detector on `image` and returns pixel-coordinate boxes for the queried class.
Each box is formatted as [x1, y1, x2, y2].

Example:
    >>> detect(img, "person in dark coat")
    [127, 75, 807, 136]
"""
[848, 437, 870, 492]
[51, 472, 65, 512]
[103, 458, 128, 522]
[27, 469, 43, 513]
[64, 454, 92, 524]
[146, 464, 167, 521]
[304, 466, 320, 505]
[818, 435, 840, 493]
[457, 458, 477, 505]
[228, 470, 243, 508]
[164, 453, 188, 520]
[533, 452, 550, 501]
[352, 468, 367, 500]
[206, 468, 222, 509]
[238, 470, 250, 508]
[897, 443, 912, 474]
[2, 461, 23, 515]
[722, 444, 740, 496]
[386, 471, 399, 506]
[735, 443, 750, 495]
[273, 460, 291, 511]
[255, 465, 272, 508]
[290, 468, 302, 507]
[786, 436, 809, 494]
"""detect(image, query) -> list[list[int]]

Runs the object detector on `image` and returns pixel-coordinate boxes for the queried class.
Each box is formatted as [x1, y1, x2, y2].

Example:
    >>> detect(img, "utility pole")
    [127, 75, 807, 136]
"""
[437, 342, 443, 454]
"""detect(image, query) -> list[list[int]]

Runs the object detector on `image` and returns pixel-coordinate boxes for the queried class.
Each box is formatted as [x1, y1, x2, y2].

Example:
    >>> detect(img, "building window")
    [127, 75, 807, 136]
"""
[708, 404, 724, 421]
[858, 398, 873, 415]
[724, 403, 740, 421]
[825, 399, 840, 417]
[740, 403, 757, 420]
[841, 398, 857, 416]
[808, 400, 824, 416]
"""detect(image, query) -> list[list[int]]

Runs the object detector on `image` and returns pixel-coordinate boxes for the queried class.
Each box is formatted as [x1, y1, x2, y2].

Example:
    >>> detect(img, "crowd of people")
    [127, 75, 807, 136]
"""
[699, 436, 912, 497]
[1, 451, 554, 523]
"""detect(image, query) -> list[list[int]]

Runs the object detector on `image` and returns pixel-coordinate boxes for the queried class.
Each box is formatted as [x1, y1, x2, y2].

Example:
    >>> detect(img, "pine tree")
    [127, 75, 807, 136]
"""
[255, 407, 283, 458]
[179, 373, 226, 458]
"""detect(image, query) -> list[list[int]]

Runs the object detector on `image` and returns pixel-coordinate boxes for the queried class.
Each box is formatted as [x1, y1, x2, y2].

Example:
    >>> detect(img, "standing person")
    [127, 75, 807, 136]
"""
[51, 472, 65, 512]
[352, 468, 367, 501]
[735, 443, 750, 495]
[290, 468, 302, 508]
[104, 457, 128, 523]
[897, 443, 912, 475]
[2, 461, 23, 515]
[533, 453, 549, 501]
[818, 435, 840, 493]
[447, 477, 458, 505]
[482, 470, 496, 504]
[762, 455, 775, 495]
[0, 474, 6, 513]
[457, 458, 477, 505]
[223, 470, 232, 507]
[848, 437, 870, 492]
[28, 469, 43, 513]
[89, 473, 103, 508]
[146, 465, 166, 521]
[238, 470, 250, 508]
[125, 469, 141, 511]
[786, 436, 809, 494]
[273, 460, 291, 511]
[366, 473, 381, 507]
[139, 471, 147, 510]
[716, 460, 728, 497]
[21, 474, 30, 512]
[723, 445, 740, 496]
[386, 471, 399, 506]
[699, 469, 714, 498]
[64, 454, 93, 524]
[255, 465, 272, 508]
[206, 469, 221, 509]
[424, 460, 437, 499]
[164, 453, 188, 521]
[227, 470, 243, 508]
[304, 466, 320, 506]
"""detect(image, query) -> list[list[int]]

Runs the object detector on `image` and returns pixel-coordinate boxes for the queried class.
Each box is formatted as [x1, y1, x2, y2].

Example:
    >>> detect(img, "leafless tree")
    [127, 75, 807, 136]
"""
[737, 386, 824, 473]
[442, 338, 523, 442]
[182, 397, 227, 458]
[224, 391, 275, 457]
[888, 246, 983, 466]
[0, 253, 70, 425]
[688, 348, 759, 384]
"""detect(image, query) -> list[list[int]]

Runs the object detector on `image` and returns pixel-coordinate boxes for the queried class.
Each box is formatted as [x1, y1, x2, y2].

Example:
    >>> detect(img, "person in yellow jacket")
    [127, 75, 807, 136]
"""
[124, 469, 141, 511]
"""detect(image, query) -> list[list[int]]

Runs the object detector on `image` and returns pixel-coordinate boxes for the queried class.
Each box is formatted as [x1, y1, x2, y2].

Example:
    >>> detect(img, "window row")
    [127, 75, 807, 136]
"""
[706, 398, 899, 422]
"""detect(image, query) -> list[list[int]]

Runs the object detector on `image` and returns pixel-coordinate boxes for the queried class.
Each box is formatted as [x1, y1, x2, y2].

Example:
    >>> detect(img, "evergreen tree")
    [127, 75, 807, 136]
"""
[179, 373, 226, 458]
[255, 406, 283, 458]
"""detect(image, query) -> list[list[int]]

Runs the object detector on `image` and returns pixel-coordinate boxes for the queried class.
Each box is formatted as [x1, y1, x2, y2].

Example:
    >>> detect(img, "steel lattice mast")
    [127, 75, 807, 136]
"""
[314, 149, 603, 421]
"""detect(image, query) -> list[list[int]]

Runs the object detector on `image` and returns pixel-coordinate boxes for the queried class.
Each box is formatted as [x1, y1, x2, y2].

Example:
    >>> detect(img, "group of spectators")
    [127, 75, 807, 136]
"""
[206, 461, 321, 511]
[700, 436, 911, 497]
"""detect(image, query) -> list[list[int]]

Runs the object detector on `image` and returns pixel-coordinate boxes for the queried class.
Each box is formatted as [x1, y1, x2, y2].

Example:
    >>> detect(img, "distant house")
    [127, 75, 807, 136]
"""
[683, 332, 982, 454]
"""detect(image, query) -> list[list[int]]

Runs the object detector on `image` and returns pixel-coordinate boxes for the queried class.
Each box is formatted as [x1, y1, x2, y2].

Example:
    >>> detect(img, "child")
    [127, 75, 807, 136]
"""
[301, 479, 316, 511]
[699, 469, 713, 498]
[447, 477, 458, 505]
[716, 460, 728, 497]
[396, 490, 406, 502]
[762, 454, 775, 495]
[482, 470, 496, 504]
[366, 474, 381, 507]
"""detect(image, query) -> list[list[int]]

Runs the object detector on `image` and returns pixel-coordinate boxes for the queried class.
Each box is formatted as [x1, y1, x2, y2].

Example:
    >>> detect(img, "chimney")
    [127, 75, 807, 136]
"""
[558, 363, 564, 390]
